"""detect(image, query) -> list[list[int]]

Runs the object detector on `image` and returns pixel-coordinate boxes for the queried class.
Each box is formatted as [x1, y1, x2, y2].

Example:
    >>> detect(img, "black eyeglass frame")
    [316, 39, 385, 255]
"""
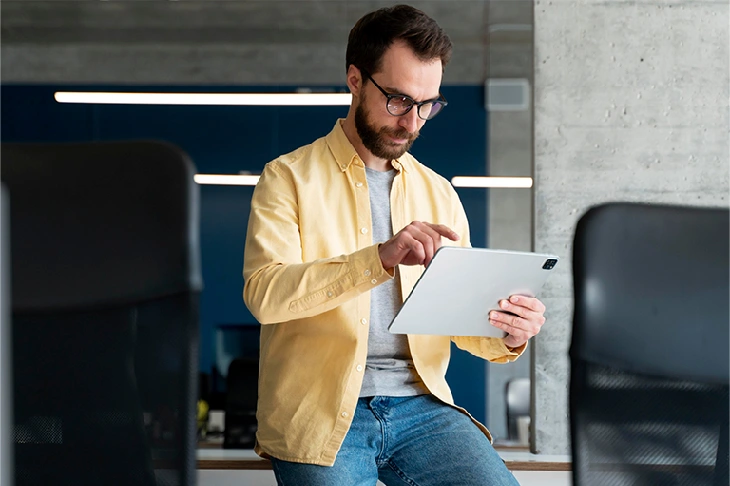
[361, 69, 448, 121]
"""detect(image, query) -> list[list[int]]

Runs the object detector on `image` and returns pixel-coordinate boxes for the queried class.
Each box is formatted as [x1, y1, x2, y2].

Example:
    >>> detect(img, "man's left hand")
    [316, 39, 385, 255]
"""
[489, 295, 547, 349]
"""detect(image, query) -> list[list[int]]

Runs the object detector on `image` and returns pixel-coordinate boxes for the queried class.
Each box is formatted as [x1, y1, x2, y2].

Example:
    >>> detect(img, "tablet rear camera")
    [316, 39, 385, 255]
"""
[542, 259, 557, 270]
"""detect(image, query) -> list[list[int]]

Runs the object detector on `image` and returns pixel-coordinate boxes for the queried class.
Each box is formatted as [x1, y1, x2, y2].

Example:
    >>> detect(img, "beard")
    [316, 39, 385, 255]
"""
[355, 94, 419, 161]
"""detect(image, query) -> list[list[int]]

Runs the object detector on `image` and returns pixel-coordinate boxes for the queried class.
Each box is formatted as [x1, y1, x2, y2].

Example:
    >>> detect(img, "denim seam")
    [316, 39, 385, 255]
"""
[371, 405, 389, 468]
[386, 459, 421, 486]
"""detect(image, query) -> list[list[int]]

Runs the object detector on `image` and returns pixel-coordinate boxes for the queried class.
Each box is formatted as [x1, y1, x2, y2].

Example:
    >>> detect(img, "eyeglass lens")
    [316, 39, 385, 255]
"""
[387, 96, 444, 120]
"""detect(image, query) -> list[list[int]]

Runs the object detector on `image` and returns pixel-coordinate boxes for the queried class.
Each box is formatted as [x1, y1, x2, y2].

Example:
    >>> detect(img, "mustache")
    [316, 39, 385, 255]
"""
[381, 126, 419, 142]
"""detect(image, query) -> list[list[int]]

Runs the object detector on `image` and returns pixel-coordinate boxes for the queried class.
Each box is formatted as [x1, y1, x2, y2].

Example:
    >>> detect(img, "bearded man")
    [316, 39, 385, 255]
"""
[242, 5, 547, 485]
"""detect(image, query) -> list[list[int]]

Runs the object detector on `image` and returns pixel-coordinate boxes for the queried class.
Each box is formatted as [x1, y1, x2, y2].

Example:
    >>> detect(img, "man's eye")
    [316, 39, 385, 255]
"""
[390, 97, 411, 107]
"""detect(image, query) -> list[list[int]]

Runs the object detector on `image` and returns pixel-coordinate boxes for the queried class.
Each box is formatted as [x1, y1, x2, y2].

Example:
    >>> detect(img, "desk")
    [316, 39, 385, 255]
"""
[196, 449, 573, 486]
[197, 449, 270, 470]
[196, 448, 572, 472]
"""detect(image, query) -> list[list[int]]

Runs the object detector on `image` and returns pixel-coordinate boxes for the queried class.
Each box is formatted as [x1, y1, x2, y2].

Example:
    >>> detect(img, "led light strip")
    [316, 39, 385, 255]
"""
[451, 176, 533, 188]
[193, 174, 261, 186]
[54, 91, 353, 106]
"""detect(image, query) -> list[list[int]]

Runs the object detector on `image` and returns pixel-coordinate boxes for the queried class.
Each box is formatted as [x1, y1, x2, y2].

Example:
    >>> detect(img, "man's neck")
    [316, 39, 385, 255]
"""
[340, 116, 393, 172]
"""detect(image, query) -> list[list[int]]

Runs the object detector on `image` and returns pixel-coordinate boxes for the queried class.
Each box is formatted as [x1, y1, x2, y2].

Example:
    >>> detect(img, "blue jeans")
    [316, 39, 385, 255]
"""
[270, 395, 519, 486]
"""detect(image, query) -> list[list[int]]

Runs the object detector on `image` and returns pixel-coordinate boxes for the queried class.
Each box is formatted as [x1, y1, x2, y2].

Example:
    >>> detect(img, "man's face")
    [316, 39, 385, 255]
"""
[354, 41, 443, 161]
[354, 89, 418, 160]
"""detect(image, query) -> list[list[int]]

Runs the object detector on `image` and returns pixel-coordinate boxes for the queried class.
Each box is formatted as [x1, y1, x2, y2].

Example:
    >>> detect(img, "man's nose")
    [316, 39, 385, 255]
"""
[398, 107, 420, 134]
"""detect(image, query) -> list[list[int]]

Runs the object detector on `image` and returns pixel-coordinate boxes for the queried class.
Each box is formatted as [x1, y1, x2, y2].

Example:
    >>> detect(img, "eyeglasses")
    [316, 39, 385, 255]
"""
[361, 69, 448, 121]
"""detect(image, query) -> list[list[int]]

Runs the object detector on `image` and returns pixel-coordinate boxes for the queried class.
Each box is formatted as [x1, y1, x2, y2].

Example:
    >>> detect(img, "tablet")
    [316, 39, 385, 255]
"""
[388, 246, 559, 337]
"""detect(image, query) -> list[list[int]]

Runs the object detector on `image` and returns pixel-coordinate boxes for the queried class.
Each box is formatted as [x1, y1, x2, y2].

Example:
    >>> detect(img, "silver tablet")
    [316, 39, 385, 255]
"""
[388, 246, 559, 337]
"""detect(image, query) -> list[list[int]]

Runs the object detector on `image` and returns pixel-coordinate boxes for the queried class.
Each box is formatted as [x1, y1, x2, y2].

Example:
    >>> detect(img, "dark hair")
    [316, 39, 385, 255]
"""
[345, 4, 452, 76]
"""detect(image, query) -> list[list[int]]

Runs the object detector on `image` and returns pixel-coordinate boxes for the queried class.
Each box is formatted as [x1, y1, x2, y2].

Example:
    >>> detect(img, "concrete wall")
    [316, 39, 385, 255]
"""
[532, 0, 730, 454]
[485, 0, 534, 441]
[1, 0, 490, 85]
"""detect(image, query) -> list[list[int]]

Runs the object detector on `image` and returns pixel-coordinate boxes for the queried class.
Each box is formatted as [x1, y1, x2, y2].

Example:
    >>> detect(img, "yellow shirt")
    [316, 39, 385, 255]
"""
[243, 120, 526, 466]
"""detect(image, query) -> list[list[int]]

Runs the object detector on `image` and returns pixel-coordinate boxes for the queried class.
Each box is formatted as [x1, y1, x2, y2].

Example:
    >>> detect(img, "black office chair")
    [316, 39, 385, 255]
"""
[570, 202, 729, 486]
[2, 141, 202, 486]
[1, 184, 12, 486]
[223, 357, 259, 449]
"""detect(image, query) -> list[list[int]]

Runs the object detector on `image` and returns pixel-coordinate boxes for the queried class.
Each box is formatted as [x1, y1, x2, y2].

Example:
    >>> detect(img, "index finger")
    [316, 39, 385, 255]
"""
[508, 295, 546, 313]
[423, 223, 460, 241]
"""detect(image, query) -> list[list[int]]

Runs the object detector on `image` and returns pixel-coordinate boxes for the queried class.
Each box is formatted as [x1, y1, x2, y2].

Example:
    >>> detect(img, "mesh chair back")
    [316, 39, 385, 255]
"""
[2, 141, 202, 486]
[570, 202, 729, 486]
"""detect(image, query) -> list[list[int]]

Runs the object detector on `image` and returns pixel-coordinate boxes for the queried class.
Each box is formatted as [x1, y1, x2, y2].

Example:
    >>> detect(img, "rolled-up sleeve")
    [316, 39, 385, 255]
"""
[243, 161, 390, 325]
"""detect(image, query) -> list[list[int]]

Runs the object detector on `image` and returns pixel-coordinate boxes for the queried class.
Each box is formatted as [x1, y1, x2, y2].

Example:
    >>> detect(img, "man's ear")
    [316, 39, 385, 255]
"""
[346, 65, 363, 98]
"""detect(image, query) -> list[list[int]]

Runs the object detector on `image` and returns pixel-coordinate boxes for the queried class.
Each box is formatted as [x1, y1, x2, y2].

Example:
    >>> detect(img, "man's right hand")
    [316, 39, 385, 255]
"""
[378, 221, 460, 270]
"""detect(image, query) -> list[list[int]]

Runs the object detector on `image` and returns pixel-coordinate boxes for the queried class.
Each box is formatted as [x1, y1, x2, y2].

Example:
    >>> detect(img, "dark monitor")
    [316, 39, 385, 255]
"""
[215, 324, 260, 380]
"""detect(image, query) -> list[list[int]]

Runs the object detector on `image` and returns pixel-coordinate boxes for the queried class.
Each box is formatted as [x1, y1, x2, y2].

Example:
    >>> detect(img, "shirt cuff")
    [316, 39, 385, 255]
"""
[351, 244, 393, 288]
[491, 339, 528, 363]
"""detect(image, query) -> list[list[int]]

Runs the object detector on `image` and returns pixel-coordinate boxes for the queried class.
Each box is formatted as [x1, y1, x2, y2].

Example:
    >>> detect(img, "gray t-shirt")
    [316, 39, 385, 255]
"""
[359, 166, 429, 398]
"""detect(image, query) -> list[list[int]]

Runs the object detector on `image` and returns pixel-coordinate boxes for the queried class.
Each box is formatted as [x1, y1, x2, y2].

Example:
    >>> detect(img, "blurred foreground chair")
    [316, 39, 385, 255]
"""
[2, 141, 202, 486]
[570, 202, 729, 486]
[1, 184, 12, 486]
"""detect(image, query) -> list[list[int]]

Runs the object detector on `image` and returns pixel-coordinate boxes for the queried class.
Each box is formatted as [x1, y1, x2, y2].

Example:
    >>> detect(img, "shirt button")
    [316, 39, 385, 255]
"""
[360, 228, 368, 234]
[356, 365, 363, 372]
[364, 269, 371, 276]
[355, 182, 363, 187]
[371, 279, 377, 284]
[341, 412, 348, 418]
[327, 291, 333, 298]
[360, 318, 367, 325]
[341, 164, 347, 170]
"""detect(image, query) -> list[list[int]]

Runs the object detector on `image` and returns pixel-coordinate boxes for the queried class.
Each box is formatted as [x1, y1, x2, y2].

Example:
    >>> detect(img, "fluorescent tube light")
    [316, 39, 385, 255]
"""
[194, 174, 260, 186]
[451, 176, 533, 188]
[54, 92, 353, 106]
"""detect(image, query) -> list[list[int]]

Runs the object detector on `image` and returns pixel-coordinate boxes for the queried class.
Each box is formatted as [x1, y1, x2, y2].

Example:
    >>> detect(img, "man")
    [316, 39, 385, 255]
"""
[243, 4, 546, 485]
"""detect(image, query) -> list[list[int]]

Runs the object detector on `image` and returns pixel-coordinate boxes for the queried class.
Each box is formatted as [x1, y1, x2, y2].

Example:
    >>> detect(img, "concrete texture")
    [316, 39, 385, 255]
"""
[533, 0, 729, 454]
[1, 0, 491, 85]
[486, 0, 534, 441]
[487, 109, 534, 441]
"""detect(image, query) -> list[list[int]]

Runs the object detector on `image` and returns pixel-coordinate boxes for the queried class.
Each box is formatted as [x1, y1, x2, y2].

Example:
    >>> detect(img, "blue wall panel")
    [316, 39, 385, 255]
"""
[1, 84, 491, 423]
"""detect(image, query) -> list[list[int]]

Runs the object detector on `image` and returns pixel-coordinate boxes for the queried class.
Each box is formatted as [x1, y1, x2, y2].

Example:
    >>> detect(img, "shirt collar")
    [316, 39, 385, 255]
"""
[325, 119, 410, 173]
